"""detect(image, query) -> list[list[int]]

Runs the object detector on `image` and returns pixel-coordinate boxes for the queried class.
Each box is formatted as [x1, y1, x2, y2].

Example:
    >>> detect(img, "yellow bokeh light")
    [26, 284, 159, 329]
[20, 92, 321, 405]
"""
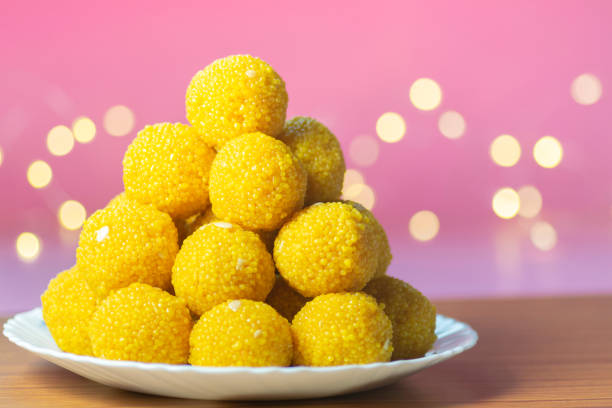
[376, 112, 406, 143]
[349, 135, 379, 166]
[409, 78, 442, 111]
[571, 73, 602, 105]
[533, 136, 563, 169]
[343, 168, 364, 188]
[438, 110, 466, 139]
[530, 221, 557, 251]
[490, 134, 521, 167]
[342, 168, 364, 197]
[343, 183, 375, 210]
[492, 187, 520, 219]
[72, 117, 96, 143]
[409, 210, 440, 242]
[517, 185, 543, 218]
[58, 200, 87, 230]
[16, 232, 41, 261]
[47, 125, 75, 156]
[27, 160, 53, 189]
[0, 146, 3, 167]
[104, 105, 135, 137]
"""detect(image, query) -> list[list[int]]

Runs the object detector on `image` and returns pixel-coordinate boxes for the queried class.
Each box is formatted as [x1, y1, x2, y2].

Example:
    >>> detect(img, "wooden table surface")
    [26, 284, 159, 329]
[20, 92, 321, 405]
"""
[1, 295, 611, 407]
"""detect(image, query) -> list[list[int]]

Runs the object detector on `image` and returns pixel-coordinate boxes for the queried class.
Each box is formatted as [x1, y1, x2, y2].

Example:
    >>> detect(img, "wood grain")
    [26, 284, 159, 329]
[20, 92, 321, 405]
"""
[2, 295, 612, 407]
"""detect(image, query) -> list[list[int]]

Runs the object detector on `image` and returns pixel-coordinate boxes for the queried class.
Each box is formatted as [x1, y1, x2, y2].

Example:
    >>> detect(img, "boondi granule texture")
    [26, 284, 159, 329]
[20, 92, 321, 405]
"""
[209, 132, 307, 231]
[88, 283, 192, 364]
[364, 276, 437, 359]
[41, 266, 98, 356]
[172, 222, 275, 315]
[190, 207, 277, 252]
[123, 123, 216, 220]
[279, 117, 345, 205]
[189, 300, 293, 367]
[291, 292, 393, 366]
[186, 55, 288, 149]
[76, 198, 178, 298]
[346, 200, 392, 278]
[274, 202, 378, 297]
[265, 275, 309, 321]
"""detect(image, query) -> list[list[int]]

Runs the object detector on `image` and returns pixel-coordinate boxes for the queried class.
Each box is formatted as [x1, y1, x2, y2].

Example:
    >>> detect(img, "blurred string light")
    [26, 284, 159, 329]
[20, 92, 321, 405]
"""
[72, 117, 96, 143]
[16, 232, 41, 262]
[342, 168, 376, 209]
[492, 187, 520, 219]
[438, 111, 466, 139]
[46, 125, 74, 156]
[27, 160, 53, 188]
[342, 169, 364, 194]
[409, 78, 442, 111]
[58, 200, 87, 230]
[0, 145, 3, 167]
[530, 221, 557, 251]
[571, 73, 602, 105]
[349, 135, 379, 166]
[533, 136, 563, 168]
[517, 185, 543, 218]
[376, 112, 406, 143]
[409, 210, 440, 242]
[343, 183, 375, 210]
[490, 134, 521, 167]
[104, 105, 135, 137]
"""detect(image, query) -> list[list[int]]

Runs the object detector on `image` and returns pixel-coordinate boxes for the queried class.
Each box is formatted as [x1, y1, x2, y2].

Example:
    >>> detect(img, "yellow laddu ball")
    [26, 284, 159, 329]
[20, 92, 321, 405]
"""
[209, 132, 307, 231]
[274, 202, 378, 297]
[265, 275, 310, 322]
[172, 222, 275, 316]
[364, 276, 437, 359]
[291, 292, 393, 366]
[123, 122, 216, 220]
[190, 206, 277, 252]
[189, 299, 293, 367]
[76, 197, 178, 298]
[41, 266, 99, 356]
[345, 200, 392, 278]
[186, 54, 288, 149]
[279, 117, 345, 205]
[88, 283, 192, 364]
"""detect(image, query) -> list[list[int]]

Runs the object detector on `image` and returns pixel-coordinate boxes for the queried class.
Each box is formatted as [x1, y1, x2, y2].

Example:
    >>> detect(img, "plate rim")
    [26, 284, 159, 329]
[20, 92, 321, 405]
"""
[3, 307, 478, 374]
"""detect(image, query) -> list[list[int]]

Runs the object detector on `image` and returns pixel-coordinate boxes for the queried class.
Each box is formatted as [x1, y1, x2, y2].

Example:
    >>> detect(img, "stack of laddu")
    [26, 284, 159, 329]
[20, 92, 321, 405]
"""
[41, 55, 437, 367]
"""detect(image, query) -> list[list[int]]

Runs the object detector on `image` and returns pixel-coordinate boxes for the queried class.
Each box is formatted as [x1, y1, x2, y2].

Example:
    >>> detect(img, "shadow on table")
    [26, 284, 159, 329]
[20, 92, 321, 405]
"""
[243, 359, 514, 408]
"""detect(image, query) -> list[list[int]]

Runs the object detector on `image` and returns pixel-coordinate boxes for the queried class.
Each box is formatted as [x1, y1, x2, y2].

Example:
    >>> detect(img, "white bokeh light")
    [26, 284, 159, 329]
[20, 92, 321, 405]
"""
[571, 73, 602, 105]
[438, 111, 466, 139]
[409, 211, 440, 242]
[104, 105, 135, 137]
[409, 78, 442, 111]
[376, 112, 406, 143]
[492, 188, 520, 219]
[530, 221, 557, 251]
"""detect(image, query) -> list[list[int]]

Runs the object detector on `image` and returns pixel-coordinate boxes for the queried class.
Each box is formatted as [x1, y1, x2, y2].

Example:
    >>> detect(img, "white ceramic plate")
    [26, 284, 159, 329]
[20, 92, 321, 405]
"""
[4, 308, 477, 400]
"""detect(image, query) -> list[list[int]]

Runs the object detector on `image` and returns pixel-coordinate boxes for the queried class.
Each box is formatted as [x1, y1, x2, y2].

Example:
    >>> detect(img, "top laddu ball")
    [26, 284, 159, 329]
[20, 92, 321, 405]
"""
[185, 55, 288, 149]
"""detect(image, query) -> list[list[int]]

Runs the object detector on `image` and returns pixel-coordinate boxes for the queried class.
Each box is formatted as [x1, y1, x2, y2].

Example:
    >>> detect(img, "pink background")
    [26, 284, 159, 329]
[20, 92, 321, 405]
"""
[1, 1, 611, 314]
